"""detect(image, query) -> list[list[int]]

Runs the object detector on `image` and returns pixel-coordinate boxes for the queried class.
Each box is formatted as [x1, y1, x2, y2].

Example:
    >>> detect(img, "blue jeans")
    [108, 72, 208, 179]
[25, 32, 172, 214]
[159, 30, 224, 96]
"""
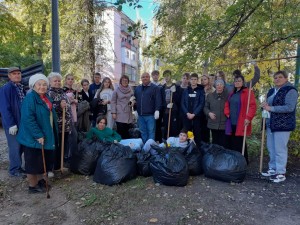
[138, 115, 156, 143]
[266, 128, 291, 174]
[4, 129, 23, 175]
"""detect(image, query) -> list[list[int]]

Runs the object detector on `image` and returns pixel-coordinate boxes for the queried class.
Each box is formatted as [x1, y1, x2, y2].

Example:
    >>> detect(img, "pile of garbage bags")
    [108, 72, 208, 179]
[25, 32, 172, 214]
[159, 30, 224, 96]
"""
[70, 137, 248, 186]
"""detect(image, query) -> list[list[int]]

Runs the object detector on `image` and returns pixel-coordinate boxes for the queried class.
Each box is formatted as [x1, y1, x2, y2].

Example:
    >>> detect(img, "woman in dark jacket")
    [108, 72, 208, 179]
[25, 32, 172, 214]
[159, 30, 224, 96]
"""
[261, 71, 298, 183]
[77, 79, 93, 132]
[17, 74, 58, 194]
[204, 79, 228, 147]
[224, 74, 257, 163]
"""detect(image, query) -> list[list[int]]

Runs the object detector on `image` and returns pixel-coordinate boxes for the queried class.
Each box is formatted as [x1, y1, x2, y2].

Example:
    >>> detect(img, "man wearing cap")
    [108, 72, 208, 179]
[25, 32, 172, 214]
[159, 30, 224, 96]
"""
[0, 67, 26, 177]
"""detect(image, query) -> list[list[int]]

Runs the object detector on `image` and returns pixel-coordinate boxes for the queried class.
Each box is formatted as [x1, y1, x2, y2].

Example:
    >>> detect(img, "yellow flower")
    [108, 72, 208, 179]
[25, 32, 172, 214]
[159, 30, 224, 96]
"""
[187, 131, 194, 139]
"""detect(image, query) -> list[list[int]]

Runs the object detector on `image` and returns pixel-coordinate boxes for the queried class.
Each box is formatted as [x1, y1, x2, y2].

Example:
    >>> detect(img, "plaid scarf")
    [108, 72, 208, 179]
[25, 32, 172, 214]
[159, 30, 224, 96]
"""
[11, 81, 25, 103]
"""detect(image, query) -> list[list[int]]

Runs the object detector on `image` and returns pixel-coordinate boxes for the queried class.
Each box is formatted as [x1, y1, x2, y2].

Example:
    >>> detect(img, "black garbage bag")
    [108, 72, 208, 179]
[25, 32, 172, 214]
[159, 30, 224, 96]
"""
[136, 151, 152, 177]
[93, 143, 137, 185]
[128, 128, 141, 138]
[199, 141, 214, 155]
[70, 138, 110, 175]
[150, 148, 189, 186]
[202, 144, 247, 183]
[77, 131, 86, 143]
[178, 141, 203, 176]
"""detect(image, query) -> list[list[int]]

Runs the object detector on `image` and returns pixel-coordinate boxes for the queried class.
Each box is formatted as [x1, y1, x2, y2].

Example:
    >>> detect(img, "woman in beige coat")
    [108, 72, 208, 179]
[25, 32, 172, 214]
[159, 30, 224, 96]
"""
[111, 75, 134, 139]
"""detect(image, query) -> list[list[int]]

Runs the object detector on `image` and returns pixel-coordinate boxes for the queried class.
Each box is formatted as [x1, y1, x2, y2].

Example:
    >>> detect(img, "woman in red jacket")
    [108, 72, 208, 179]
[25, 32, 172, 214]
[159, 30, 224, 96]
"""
[224, 74, 257, 163]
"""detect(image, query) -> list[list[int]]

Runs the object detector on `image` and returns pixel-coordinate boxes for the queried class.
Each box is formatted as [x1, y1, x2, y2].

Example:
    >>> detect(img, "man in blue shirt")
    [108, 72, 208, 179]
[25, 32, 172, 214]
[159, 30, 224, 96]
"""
[134, 72, 162, 143]
[0, 67, 26, 177]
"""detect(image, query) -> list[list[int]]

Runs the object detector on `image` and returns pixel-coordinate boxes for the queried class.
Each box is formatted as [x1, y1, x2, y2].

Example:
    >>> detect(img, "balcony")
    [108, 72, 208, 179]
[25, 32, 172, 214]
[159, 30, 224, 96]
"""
[121, 41, 131, 49]
[121, 24, 134, 36]
[121, 41, 137, 52]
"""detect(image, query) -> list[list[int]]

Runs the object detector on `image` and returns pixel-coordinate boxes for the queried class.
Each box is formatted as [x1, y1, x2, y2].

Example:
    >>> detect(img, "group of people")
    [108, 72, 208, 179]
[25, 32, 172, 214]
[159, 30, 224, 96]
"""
[0, 63, 298, 195]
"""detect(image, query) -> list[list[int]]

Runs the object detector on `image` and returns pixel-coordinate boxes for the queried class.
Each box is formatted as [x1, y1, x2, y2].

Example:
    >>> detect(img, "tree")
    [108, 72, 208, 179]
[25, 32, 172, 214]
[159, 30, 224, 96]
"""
[1, 0, 143, 81]
[145, 0, 300, 78]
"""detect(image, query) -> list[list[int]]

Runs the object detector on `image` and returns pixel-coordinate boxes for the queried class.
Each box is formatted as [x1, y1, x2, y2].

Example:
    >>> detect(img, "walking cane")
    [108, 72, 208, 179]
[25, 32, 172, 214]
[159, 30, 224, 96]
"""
[41, 144, 50, 199]
[259, 117, 266, 173]
[242, 81, 252, 156]
[61, 106, 66, 173]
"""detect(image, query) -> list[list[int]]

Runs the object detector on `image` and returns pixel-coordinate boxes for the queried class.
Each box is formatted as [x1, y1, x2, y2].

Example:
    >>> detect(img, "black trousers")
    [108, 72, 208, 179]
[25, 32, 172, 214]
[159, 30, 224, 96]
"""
[211, 129, 226, 147]
[116, 122, 131, 139]
[163, 111, 180, 140]
[182, 116, 201, 147]
[200, 114, 210, 143]
[225, 125, 249, 164]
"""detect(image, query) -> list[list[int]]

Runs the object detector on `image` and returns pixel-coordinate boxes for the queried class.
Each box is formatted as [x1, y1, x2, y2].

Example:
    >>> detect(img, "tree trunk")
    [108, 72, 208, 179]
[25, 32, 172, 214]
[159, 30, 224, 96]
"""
[86, 0, 95, 80]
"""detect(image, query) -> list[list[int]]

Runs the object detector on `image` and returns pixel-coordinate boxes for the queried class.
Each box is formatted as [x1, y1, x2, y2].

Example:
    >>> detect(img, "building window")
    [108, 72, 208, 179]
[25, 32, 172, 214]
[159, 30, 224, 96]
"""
[132, 53, 135, 60]
[126, 51, 129, 58]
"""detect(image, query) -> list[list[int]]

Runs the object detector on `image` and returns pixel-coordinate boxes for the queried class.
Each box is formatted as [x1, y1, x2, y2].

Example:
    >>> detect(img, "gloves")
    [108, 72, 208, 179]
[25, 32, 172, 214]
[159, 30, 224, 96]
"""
[9, 125, 18, 135]
[133, 111, 138, 120]
[262, 110, 270, 118]
[129, 96, 136, 102]
[167, 103, 173, 109]
[170, 85, 176, 93]
[129, 96, 136, 106]
[154, 110, 159, 120]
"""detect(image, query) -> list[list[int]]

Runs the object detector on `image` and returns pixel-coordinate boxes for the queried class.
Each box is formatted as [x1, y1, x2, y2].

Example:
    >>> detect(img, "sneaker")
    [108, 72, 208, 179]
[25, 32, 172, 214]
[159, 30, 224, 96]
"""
[269, 174, 277, 180]
[48, 171, 54, 178]
[272, 174, 286, 183]
[28, 185, 45, 194]
[261, 169, 276, 177]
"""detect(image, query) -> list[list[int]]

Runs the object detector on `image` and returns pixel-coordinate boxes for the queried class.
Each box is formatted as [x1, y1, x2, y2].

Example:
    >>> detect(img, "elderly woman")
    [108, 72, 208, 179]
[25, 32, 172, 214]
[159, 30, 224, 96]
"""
[204, 79, 228, 147]
[110, 75, 134, 139]
[261, 71, 298, 183]
[47, 72, 72, 170]
[224, 74, 257, 163]
[86, 116, 121, 142]
[17, 74, 58, 193]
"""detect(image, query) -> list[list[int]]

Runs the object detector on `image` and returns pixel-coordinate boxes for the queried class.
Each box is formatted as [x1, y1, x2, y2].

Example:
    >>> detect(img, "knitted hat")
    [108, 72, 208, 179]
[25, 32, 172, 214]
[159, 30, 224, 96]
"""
[8, 67, 21, 74]
[214, 79, 225, 86]
[29, 73, 49, 89]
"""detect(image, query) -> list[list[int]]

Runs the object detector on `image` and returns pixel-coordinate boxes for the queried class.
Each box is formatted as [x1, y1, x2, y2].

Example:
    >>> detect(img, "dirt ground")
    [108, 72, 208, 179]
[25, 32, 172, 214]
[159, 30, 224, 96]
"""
[0, 127, 299, 225]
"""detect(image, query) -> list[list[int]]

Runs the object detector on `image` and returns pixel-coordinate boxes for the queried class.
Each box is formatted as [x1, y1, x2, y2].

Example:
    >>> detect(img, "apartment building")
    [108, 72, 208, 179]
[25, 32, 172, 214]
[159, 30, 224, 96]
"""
[96, 7, 139, 85]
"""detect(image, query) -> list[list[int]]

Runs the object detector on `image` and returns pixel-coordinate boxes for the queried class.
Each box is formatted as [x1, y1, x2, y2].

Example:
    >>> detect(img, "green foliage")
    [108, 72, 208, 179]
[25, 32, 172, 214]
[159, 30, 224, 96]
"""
[1, 0, 143, 80]
[289, 98, 300, 156]
[146, 0, 300, 76]
[114, 0, 141, 11]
